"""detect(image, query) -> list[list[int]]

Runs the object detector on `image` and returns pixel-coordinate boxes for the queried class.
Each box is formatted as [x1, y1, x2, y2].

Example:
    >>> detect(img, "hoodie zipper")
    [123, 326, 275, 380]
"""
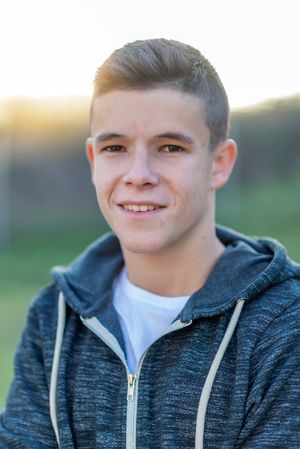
[81, 316, 192, 449]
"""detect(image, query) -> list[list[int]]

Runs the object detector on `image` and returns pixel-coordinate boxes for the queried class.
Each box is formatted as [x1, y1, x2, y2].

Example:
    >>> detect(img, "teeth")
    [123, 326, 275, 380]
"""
[123, 204, 157, 212]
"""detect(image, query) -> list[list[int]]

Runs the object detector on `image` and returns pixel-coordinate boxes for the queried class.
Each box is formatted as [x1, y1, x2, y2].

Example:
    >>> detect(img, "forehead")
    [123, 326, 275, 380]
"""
[90, 88, 210, 145]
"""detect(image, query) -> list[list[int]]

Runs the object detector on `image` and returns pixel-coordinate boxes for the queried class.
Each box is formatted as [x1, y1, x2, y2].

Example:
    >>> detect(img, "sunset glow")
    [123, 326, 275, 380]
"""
[1, 0, 300, 109]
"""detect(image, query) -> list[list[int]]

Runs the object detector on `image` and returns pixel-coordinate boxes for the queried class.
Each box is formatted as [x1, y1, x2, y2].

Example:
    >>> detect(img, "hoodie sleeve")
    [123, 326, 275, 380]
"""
[236, 298, 300, 449]
[0, 295, 58, 449]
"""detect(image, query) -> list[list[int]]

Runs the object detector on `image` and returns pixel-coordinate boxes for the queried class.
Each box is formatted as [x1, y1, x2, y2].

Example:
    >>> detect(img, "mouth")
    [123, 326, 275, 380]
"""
[122, 204, 161, 212]
[118, 202, 166, 214]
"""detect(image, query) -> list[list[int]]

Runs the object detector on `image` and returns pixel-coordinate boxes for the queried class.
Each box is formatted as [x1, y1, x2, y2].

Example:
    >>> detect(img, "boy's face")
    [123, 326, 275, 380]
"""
[87, 88, 236, 256]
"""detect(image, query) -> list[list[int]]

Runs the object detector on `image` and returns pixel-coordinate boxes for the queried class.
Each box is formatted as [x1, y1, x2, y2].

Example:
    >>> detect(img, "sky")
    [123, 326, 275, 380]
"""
[1, 0, 300, 109]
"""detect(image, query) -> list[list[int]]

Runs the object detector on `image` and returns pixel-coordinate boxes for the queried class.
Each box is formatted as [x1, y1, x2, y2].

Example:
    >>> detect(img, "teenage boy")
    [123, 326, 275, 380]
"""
[1, 38, 300, 449]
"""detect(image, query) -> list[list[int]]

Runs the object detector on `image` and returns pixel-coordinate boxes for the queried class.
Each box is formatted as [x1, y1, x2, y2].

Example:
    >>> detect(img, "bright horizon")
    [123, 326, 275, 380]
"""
[1, 0, 300, 109]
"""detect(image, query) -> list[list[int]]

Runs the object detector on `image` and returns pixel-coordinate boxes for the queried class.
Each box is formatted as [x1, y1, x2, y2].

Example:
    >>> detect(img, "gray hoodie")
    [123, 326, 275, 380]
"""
[1, 226, 300, 448]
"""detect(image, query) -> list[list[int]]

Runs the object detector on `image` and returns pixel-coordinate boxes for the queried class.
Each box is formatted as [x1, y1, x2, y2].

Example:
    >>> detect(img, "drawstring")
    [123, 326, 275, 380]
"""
[49, 293, 244, 449]
[195, 299, 245, 449]
[49, 291, 66, 449]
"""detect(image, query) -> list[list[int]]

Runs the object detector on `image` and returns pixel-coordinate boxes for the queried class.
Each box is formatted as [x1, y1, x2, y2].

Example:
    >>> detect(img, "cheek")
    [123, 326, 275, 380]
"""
[93, 174, 113, 214]
[180, 167, 210, 197]
[93, 163, 116, 196]
[176, 168, 212, 215]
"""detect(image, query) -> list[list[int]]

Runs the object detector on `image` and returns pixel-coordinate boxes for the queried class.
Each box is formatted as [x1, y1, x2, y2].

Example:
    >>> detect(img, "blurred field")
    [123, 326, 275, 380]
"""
[0, 224, 103, 410]
[1, 175, 299, 409]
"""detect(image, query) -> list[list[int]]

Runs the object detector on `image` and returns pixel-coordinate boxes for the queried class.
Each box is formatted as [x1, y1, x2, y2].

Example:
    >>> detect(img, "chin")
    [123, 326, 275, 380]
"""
[118, 233, 167, 255]
[122, 241, 163, 255]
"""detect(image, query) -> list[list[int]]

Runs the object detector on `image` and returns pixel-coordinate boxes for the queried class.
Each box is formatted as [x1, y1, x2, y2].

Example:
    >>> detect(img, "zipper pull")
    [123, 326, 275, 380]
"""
[127, 373, 136, 401]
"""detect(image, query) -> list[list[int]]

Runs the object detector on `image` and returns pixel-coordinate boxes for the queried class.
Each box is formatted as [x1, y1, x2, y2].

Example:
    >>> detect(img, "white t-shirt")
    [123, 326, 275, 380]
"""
[113, 267, 190, 373]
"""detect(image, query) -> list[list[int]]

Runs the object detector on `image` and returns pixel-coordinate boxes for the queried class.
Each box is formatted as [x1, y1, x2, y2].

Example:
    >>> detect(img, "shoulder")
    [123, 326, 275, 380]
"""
[238, 277, 300, 368]
[249, 276, 300, 319]
[22, 284, 61, 345]
[236, 277, 300, 352]
[29, 283, 60, 315]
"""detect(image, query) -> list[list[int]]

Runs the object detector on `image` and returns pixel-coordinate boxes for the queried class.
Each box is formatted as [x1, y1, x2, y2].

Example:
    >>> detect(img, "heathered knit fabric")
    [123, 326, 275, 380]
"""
[1, 225, 300, 448]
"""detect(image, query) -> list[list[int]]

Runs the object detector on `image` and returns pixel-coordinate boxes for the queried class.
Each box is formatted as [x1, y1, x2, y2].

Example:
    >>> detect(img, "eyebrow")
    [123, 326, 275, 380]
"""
[95, 132, 125, 143]
[154, 132, 195, 145]
[95, 131, 195, 145]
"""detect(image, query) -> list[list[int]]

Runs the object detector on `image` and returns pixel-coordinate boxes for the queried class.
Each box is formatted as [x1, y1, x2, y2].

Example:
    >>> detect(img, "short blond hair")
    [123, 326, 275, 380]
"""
[92, 38, 229, 149]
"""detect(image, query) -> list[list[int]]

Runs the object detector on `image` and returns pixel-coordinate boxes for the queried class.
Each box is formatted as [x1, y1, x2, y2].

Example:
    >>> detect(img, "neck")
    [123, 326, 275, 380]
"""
[121, 227, 225, 297]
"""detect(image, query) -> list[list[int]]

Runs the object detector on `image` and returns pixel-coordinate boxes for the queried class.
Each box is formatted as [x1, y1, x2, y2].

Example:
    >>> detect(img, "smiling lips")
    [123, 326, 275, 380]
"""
[121, 204, 162, 212]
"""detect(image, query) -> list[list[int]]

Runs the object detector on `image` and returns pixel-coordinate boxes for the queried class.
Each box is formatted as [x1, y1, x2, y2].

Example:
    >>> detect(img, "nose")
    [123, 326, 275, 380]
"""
[123, 149, 159, 187]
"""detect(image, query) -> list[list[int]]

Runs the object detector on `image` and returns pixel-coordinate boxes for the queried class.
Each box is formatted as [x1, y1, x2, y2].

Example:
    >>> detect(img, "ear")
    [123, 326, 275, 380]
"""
[211, 139, 238, 190]
[85, 137, 95, 185]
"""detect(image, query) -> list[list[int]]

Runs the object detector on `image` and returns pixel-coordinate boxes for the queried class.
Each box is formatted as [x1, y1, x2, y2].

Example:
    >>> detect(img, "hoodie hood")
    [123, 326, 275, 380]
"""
[52, 225, 300, 320]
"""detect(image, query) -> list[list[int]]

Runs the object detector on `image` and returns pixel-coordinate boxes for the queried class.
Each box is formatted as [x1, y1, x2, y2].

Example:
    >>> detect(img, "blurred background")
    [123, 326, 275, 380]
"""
[0, 0, 299, 409]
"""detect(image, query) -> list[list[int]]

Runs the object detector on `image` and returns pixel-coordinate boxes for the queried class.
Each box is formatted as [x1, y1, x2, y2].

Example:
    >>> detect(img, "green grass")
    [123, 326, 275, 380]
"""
[218, 176, 300, 262]
[0, 225, 103, 410]
[0, 178, 299, 409]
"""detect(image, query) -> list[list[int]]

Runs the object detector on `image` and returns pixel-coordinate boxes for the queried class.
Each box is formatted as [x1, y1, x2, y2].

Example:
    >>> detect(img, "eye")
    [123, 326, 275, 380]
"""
[161, 144, 184, 153]
[102, 145, 126, 153]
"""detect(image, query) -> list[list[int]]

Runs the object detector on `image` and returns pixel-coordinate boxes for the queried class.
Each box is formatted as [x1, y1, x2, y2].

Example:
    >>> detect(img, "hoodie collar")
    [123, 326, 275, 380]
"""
[52, 233, 124, 318]
[52, 226, 300, 320]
